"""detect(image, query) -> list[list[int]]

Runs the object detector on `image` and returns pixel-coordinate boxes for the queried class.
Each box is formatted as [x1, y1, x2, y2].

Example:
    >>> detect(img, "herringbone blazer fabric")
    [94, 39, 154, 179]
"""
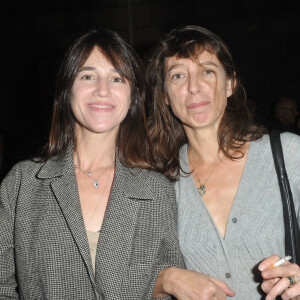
[0, 146, 185, 299]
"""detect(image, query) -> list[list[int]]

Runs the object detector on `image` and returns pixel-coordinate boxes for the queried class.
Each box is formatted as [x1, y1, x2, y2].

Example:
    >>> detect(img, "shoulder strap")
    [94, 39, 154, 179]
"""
[269, 130, 300, 264]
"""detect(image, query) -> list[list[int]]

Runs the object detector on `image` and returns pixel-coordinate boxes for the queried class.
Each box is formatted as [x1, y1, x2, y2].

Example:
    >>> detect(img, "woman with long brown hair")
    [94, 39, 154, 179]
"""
[147, 25, 300, 299]
[0, 28, 185, 299]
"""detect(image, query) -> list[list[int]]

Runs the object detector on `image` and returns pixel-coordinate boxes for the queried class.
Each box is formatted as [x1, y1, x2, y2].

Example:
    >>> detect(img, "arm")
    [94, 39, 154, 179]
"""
[147, 178, 185, 300]
[151, 177, 234, 300]
[259, 254, 300, 300]
[153, 267, 235, 300]
[0, 166, 20, 299]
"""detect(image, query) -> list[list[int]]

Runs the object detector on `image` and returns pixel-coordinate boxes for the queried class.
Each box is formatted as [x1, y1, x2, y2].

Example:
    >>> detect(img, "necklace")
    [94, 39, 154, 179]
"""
[86, 166, 113, 227]
[75, 161, 114, 188]
[195, 160, 221, 197]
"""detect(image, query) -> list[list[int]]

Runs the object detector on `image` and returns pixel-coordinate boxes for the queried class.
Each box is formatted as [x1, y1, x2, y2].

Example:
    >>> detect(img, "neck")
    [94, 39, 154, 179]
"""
[74, 129, 117, 171]
[185, 126, 220, 164]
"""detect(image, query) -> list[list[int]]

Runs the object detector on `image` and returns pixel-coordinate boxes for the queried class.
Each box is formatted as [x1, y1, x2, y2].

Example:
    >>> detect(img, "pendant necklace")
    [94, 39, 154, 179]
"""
[195, 160, 221, 197]
[75, 161, 114, 188]
[86, 166, 113, 226]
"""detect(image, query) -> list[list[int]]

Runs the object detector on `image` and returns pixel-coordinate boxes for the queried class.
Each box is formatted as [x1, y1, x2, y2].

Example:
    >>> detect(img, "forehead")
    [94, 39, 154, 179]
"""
[165, 50, 221, 71]
[83, 47, 113, 67]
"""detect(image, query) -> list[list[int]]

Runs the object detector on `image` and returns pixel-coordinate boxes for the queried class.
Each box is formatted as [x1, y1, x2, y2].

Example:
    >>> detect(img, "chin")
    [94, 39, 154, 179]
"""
[193, 113, 209, 124]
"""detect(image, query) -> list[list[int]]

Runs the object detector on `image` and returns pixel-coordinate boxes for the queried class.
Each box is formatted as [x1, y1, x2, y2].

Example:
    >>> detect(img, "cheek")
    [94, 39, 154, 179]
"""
[71, 84, 82, 99]
[118, 87, 131, 104]
[166, 83, 181, 102]
[167, 88, 182, 105]
[70, 96, 77, 113]
[168, 96, 183, 115]
[124, 93, 132, 110]
[71, 96, 82, 113]
[217, 95, 227, 111]
[212, 90, 227, 117]
[215, 81, 229, 104]
[71, 86, 84, 105]
[118, 93, 131, 117]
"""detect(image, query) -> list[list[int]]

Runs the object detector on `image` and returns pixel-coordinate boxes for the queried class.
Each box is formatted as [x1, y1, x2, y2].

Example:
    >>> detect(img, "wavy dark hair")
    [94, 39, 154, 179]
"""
[40, 28, 151, 168]
[145, 25, 266, 181]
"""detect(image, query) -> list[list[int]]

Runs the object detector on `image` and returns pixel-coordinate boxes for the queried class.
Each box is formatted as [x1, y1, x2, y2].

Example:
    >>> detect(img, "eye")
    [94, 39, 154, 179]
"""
[112, 76, 125, 83]
[203, 69, 215, 75]
[81, 74, 95, 80]
[171, 73, 184, 80]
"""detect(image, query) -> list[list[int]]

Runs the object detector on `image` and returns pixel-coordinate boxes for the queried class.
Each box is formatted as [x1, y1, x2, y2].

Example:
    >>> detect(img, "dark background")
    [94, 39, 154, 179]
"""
[1, 0, 300, 178]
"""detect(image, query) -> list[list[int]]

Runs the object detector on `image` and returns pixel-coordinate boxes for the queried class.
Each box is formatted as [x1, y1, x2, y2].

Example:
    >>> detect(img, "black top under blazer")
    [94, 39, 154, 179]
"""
[0, 146, 185, 299]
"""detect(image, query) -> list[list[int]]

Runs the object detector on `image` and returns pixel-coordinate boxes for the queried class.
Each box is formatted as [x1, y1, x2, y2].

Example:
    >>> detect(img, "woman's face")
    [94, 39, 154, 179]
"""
[164, 50, 233, 131]
[71, 47, 131, 137]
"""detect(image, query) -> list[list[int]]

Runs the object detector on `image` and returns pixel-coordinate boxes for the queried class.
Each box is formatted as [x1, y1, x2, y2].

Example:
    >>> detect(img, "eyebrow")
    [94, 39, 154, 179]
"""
[167, 61, 219, 73]
[167, 63, 184, 73]
[201, 61, 219, 68]
[78, 66, 95, 72]
[78, 66, 119, 73]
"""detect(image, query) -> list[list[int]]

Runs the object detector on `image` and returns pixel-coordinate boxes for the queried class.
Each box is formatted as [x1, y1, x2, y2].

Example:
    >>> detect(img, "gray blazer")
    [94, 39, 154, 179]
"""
[0, 147, 185, 299]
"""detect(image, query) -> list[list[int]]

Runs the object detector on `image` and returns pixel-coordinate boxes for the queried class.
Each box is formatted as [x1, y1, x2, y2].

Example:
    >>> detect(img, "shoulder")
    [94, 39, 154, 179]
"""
[2, 159, 44, 184]
[0, 159, 44, 208]
[250, 134, 269, 146]
[280, 132, 300, 148]
[118, 164, 175, 203]
[129, 167, 178, 218]
[117, 165, 177, 216]
[250, 132, 300, 160]
[280, 132, 300, 164]
[259, 131, 300, 149]
[261, 132, 300, 181]
[127, 166, 174, 189]
[1, 159, 44, 189]
[178, 144, 189, 170]
[179, 144, 188, 159]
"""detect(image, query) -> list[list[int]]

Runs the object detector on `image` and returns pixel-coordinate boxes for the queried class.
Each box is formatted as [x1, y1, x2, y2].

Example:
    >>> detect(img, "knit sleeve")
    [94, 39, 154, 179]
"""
[0, 163, 22, 299]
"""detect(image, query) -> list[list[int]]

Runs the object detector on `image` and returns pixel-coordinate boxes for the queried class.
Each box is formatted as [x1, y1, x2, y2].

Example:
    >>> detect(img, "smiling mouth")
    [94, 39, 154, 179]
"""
[89, 104, 114, 109]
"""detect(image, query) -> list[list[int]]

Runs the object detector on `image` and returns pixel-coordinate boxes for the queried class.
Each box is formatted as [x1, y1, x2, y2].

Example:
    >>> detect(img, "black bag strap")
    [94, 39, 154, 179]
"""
[269, 130, 300, 264]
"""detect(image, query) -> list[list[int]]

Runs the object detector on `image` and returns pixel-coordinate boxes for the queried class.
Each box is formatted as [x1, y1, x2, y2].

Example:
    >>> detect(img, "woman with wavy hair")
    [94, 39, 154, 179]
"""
[147, 25, 300, 299]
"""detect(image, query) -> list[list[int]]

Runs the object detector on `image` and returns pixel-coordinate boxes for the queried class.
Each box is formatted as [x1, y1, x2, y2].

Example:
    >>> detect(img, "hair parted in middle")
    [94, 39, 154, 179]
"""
[145, 25, 265, 181]
[40, 28, 151, 169]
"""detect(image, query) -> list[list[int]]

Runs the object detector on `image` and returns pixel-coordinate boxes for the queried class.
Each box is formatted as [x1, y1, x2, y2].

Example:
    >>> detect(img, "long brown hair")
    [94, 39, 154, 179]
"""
[40, 28, 151, 168]
[145, 25, 265, 181]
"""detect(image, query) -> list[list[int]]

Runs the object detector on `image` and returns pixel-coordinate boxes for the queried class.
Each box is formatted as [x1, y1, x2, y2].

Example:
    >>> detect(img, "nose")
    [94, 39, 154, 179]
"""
[187, 74, 200, 95]
[93, 79, 111, 97]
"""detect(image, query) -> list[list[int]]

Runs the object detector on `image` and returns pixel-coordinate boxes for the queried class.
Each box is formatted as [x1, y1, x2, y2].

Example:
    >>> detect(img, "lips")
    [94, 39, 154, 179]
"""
[187, 101, 209, 109]
[88, 102, 114, 110]
[90, 105, 113, 109]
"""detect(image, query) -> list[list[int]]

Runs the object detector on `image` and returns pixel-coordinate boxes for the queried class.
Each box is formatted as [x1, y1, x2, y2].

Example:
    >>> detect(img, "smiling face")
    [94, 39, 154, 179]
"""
[71, 47, 131, 138]
[164, 50, 233, 132]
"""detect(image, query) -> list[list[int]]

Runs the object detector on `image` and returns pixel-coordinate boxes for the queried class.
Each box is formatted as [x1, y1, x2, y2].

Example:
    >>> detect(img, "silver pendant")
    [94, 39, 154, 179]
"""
[93, 181, 99, 188]
[198, 184, 206, 197]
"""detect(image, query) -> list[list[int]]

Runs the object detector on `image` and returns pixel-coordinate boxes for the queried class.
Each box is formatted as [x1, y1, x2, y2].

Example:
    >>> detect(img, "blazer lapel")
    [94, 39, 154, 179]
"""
[37, 147, 96, 286]
[95, 158, 154, 297]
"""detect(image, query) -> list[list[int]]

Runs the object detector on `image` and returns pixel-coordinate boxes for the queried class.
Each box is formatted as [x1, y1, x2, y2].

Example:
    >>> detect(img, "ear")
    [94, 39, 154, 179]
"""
[165, 95, 170, 105]
[226, 76, 236, 98]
